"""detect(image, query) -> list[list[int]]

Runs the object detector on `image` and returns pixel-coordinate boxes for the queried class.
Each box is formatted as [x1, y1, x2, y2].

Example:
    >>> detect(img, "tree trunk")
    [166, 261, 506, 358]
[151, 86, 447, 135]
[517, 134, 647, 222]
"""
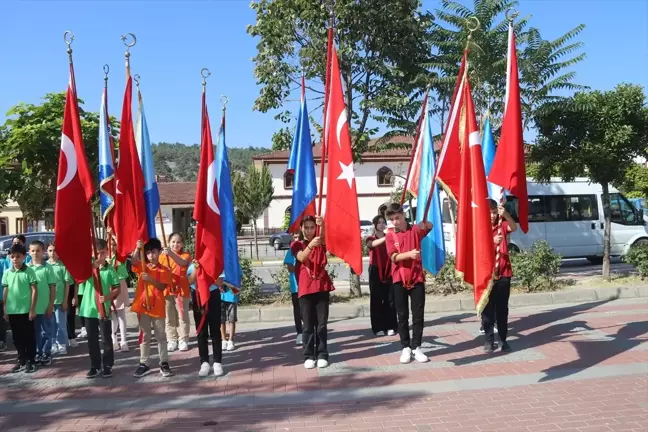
[349, 269, 362, 297]
[252, 219, 260, 261]
[601, 182, 612, 279]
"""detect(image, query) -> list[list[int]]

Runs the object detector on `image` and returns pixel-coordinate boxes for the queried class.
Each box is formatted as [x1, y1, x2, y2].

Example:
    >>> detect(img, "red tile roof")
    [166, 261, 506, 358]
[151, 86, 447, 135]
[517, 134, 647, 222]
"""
[158, 182, 196, 205]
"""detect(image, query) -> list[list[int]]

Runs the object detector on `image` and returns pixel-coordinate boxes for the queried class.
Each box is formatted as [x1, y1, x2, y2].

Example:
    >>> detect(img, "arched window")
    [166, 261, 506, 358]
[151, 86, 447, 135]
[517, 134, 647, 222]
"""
[285, 206, 292, 216]
[376, 166, 393, 187]
[284, 171, 294, 189]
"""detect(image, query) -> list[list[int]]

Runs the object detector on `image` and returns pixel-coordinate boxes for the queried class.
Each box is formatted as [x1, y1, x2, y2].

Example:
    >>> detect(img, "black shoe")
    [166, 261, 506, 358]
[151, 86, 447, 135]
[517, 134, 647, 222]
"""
[102, 366, 113, 378]
[34, 354, 42, 365]
[159, 362, 173, 377]
[25, 362, 36, 373]
[483, 341, 496, 353]
[133, 363, 151, 378]
[40, 355, 52, 366]
[479, 325, 485, 335]
[10, 363, 25, 373]
[501, 341, 511, 352]
[86, 368, 99, 379]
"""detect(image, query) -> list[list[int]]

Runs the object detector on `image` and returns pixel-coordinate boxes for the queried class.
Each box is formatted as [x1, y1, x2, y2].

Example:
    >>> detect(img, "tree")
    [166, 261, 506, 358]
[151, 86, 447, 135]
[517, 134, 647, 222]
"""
[0, 92, 119, 229]
[531, 84, 648, 277]
[233, 164, 274, 259]
[620, 163, 648, 199]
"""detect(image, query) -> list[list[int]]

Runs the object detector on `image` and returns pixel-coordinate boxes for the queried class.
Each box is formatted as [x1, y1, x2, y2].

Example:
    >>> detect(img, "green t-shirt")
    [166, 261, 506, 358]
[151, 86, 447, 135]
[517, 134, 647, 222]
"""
[49, 261, 73, 305]
[28, 262, 57, 315]
[1, 265, 37, 314]
[78, 264, 120, 319]
[110, 257, 130, 282]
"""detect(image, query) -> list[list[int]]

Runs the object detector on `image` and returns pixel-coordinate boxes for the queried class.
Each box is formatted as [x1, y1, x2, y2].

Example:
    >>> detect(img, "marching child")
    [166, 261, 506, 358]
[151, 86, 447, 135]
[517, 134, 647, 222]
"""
[161, 232, 191, 353]
[2, 243, 38, 373]
[108, 234, 131, 352]
[220, 278, 239, 352]
[366, 214, 397, 336]
[385, 203, 432, 364]
[290, 215, 333, 369]
[77, 239, 120, 378]
[28, 240, 56, 366]
[283, 231, 303, 345]
[130, 238, 174, 378]
[47, 242, 73, 356]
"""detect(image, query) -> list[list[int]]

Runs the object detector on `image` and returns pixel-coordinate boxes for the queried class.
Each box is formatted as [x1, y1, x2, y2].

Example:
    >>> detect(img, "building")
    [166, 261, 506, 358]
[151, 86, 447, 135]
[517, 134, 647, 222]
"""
[0, 199, 52, 236]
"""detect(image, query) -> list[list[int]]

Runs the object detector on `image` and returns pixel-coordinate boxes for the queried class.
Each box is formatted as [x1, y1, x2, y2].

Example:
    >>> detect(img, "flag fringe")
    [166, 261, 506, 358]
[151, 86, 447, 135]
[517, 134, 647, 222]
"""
[454, 268, 495, 316]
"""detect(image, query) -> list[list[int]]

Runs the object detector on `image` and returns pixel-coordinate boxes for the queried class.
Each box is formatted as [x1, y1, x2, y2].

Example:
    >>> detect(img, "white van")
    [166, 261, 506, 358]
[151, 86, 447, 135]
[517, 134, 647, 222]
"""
[432, 178, 647, 263]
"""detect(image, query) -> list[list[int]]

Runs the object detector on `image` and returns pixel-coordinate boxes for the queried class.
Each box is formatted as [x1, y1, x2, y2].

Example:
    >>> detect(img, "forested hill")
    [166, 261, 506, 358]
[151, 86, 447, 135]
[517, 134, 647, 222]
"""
[152, 142, 269, 182]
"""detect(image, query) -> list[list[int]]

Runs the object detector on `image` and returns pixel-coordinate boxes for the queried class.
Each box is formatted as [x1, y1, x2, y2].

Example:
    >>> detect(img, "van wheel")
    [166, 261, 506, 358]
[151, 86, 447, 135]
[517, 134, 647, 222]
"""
[633, 238, 648, 247]
[508, 244, 520, 254]
[586, 256, 603, 265]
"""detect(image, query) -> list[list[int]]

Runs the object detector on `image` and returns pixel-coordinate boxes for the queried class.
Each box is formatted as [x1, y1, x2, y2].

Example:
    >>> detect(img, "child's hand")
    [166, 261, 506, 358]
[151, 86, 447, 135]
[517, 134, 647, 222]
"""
[92, 260, 101, 269]
[315, 216, 323, 226]
[28, 310, 36, 321]
[137, 240, 144, 249]
[494, 234, 503, 245]
[192, 259, 200, 269]
[45, 306, 54, 317]
[61, 302, 68, 312]
[498, 205, 507, 217]
[417, 221, 431, 231]
[141, 273, 153, 283]
[99, 295, 106, 303]
[3, 313, 7, 322]
[72, 296, 78, 307]
[309, 237, 321, 248]
[409, 249, 421, 260]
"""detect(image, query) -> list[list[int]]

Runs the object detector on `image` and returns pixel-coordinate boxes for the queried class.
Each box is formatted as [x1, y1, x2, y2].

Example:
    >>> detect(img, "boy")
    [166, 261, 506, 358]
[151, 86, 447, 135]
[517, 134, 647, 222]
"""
[220, 280, 238, 352]
[1, 235, 31, 352]
[130, 238, 174, 378]
[47, 242, 73, 355]
[78, 239, 121, 378]
[284, 231, 303, 346]
[2, 243, 38, 373]
[483, 200, 517, 353]
[385, 203, 432, 364]
[109, 235, 131, 352]
[28, 240, 56, 366]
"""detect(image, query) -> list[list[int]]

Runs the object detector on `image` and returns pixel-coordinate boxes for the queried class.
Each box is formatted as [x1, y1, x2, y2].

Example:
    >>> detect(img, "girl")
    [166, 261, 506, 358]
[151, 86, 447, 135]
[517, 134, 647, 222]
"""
[290, 215, 333, 369]
[283, 231, 304, 345]
[161, 233, 191, 352]
[366, 215, 397, 336]
[108, 234, 131, 352]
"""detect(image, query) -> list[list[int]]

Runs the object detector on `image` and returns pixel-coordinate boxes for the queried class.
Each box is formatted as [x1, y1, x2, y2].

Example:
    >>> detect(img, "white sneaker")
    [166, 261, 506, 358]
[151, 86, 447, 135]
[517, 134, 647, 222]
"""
[317, 359, 329, 368]
[113, 342, 120, 351]
[304, 359, 316, 369]
[68, 339, 78, 348]
[387, 330, 396, 336]
[57, 344, 67, 356]
[296, 334, 303, 345]
[221, 340, 227, 350]
[198, 362, 211, 377]
[120, 343, 129, 352]
[79, 328, 87, 339]
[226, 340, 235, 351]
[413, 347, 429, 363]
[400, 347, 412, 364]
[51, 344, 59, 356]
[178, 341, 189, 352]
[213, 362, 224, 377]
[494, 327, 499, 334]
[167, 341, 178, 352]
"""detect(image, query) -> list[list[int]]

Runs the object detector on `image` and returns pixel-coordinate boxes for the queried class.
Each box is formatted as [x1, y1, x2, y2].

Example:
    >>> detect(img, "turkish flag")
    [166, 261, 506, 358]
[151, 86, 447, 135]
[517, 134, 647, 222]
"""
[54, 65, 95, 284]
[488, 23, 529, 233]
[114, 74, 147, 261]
[323, 44, 363, 275]
[193, 92, 225, 308]
[455, 78, 495, 314]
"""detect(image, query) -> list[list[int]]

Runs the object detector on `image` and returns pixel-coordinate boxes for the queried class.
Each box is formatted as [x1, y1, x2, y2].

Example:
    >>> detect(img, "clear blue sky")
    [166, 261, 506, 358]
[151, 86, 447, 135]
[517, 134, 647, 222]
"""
[1, 0, 646, 149]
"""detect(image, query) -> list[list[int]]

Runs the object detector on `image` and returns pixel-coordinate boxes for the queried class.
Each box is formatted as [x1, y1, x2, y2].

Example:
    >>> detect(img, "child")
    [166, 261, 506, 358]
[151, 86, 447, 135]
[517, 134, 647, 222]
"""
[47, 242, 73, 356]
[483, 199, 517, 353]
[0, 256, 6, 352]
[291, 215, 333, 370]
[78, 239, 121, 378]
[220, 278, 238, 352]
[2, 243, 38, 373]
[187, 262, 224, 377]
[130, 238, 173, 378]
[108, 234, 131, 352]
[283, 231, 303, 345]
[161, 232, 191, 353]
[66, 279, 80, 348]
[366, 215, 397, 337]
[28, 240, 56, 366]
[385, 203, 432, 364]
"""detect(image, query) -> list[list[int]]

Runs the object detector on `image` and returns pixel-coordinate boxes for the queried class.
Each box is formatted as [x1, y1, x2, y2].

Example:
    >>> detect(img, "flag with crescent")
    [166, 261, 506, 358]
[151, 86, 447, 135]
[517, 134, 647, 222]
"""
[98, 85, 116, 231]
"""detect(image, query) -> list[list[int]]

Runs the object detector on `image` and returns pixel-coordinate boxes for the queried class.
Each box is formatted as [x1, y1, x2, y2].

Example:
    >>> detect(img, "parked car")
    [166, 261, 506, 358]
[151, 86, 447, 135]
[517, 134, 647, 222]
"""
[269, 232, 293, 250]
[360, 220, 373, 239]
[0, 232, 56, 259]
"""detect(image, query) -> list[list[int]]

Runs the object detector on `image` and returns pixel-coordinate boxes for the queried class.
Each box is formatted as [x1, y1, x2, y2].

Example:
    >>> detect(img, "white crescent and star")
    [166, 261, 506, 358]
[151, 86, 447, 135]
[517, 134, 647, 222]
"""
[116, 180, 122, 195]
[337, 161, 355, 188]
[206, 160, 221, 215]
[57, 133, 77, 191]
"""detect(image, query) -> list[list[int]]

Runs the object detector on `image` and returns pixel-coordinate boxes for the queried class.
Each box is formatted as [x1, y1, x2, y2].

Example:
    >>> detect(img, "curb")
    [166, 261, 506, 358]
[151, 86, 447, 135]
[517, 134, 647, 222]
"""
[125, 285, 648, 327]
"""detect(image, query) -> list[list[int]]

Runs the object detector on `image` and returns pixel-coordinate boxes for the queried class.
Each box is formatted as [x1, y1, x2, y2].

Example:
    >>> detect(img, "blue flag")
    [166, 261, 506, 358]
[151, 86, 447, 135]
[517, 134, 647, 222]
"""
[481, 115, 502, 200]
[287, 77, 317, 233]
[215, 114, 242, 293]
[416, 108, 446, 275]
[135, 90, 160, 239]
[98, 87, 115, 228]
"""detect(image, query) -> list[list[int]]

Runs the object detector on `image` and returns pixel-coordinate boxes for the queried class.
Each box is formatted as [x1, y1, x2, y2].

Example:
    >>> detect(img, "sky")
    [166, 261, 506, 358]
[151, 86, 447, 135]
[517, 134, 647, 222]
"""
[1, 0, 647, 149]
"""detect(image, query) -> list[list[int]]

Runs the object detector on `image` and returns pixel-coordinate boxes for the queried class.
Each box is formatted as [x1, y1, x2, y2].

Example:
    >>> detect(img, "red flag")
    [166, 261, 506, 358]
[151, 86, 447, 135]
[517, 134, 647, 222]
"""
[323, 44, 362, 275]
[192, 92, 225, 308]
[114, 74, 147, 261]
[54, 66, 95, 283]
[488, 23, 528, 233]
[406, 91, 429, 198]
[455, 78, 495, 314]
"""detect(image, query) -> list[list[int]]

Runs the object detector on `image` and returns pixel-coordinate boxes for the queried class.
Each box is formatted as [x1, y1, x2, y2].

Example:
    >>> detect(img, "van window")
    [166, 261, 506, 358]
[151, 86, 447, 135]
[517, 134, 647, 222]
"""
[504, 195, 546, 223]
[546, 195, 598, 221]
[610, 193, 640, 225]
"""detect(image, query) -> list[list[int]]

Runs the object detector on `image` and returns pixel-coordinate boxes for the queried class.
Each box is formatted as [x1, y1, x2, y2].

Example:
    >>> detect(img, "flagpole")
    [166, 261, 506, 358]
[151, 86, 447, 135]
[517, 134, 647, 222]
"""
[103, 64, 114, 260]
[317, 6, 335, 218]
[400, 86, 430, 205]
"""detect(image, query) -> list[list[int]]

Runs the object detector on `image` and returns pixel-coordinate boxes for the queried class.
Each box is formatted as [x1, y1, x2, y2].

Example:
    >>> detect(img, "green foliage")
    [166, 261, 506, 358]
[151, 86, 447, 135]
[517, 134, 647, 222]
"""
[510, 241, 561, 292]
[238, 256, 264, 306]
[624, 243, 648, 279]
[270, 265, 293, 303]
[425, 254, 468, 295]
[620, 164, 648, 199]
[233, 164, 274, 258]
[281, 212, 291, 231]
[183, 226, 196, 257]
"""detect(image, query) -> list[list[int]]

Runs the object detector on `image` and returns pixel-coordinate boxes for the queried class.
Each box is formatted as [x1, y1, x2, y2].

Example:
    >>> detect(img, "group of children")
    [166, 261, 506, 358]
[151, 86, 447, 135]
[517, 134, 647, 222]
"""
[0, 232, 240, 378]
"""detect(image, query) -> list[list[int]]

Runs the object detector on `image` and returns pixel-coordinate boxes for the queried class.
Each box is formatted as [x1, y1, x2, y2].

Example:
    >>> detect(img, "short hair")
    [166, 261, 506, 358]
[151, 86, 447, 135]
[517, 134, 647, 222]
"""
[95, 239, 108, 250]
[372, 214, 386, 227]
[385, 203, 404, 218]
[168, 232, 184, 242]
[10, 244, 27, 256]
[29, 240, 44, 250]
[488, 199, 498, 210]
[14, 235, 26, 244]
[292, 230, 304, 241]
[47, 241, 56, 248]
[301, 215, 316, 226]
[144, 238, 162, 252]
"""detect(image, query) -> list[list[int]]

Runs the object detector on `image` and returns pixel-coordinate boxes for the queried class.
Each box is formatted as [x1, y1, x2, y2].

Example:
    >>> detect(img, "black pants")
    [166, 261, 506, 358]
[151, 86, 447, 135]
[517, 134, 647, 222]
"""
[8, 314, 36, 365]
[0, 302, 6, 343]
[482, 277, 511, 344]
[369, 265, 397, 334]
[67, 287, 78, 340]
[86, 317, 114, 369]
[192, 289, 222, 364]
[300, 292, 329, 361]
[291, 293, 303, 335]
[393, 282, 425, 349]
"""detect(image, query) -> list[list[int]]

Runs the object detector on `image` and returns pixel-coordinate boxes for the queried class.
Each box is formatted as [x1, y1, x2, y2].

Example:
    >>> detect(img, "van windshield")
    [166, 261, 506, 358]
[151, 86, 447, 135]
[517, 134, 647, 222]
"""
[610, 193, 643, 225]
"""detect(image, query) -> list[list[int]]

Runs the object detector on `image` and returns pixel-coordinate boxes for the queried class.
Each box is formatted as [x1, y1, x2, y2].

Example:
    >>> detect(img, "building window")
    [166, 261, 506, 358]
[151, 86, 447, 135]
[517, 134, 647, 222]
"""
[284, 171, 294, 189]
[0, 217, 7, 236]
[376, 167, 393, 187]
[16, 218, 24, 234]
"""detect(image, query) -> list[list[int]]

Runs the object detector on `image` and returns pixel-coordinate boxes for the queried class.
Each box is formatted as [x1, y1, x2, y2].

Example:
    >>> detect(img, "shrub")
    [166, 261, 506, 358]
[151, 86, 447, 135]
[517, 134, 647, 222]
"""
[510, 240, 561, 292]
[238, 256, 263, 305]
[270, 265, 292, 303]
[425, 253, 469, 295]
[624, 243, 648, 279]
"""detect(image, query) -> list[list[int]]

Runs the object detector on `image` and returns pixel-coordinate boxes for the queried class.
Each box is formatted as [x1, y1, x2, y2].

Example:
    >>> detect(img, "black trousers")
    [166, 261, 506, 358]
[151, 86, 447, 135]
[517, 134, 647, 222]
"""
[299, 292, 329, 361]
[290, 293, 303, 335]
[393, 282, 425, 350]
[8, 314, 36, 365]
[67, 287, 79, 340]
[482, 277, 511, 344]
[192, 289, 222, 364]
[369, 265, 397, 334]
[0, 302, 6, 343]
[86, 317, 114, 369]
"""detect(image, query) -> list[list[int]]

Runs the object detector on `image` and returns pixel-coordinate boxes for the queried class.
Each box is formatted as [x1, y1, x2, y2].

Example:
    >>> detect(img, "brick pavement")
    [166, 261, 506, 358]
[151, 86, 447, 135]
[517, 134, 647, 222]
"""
[0, 298, 646, 431]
